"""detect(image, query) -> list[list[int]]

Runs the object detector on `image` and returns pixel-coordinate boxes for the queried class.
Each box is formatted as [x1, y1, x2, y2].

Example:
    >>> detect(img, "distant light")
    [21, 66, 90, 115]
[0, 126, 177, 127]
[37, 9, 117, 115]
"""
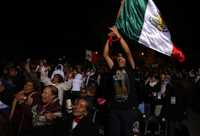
[95, 51, 98, 54]
[141, 52, 144, 56]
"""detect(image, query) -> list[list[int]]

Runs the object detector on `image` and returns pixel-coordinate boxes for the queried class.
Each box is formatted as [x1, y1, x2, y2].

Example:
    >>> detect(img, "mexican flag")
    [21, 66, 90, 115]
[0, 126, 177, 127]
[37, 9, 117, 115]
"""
[116, 0, 185, 62]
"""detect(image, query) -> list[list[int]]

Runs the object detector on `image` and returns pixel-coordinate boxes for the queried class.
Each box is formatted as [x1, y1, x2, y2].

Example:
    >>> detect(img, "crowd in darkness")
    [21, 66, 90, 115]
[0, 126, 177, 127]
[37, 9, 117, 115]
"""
[0, 29, 199, 136]
[0, 1, 198, 135]
[0, 54, 199, 136]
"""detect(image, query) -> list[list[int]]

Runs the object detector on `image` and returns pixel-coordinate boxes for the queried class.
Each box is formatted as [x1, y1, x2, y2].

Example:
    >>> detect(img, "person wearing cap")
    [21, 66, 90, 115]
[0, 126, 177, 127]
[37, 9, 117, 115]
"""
[40, 64, 72, 106]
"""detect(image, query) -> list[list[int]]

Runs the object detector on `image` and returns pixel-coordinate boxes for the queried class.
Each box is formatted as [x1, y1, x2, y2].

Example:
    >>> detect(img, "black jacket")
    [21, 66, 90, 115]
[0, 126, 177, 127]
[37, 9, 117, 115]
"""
[62, 114, 98, 136]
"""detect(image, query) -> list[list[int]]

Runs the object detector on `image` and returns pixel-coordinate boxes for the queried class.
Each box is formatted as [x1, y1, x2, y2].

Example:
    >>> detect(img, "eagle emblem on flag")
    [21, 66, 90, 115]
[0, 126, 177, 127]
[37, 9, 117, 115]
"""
[149, 13, 168, 32]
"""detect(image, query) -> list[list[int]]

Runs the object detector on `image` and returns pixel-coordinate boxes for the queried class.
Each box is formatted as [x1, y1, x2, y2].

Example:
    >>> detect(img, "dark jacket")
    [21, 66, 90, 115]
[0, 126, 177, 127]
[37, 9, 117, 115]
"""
[31, 98, 62, 136]
[63, 114, 98, 136]
[32, 98, 61, 127]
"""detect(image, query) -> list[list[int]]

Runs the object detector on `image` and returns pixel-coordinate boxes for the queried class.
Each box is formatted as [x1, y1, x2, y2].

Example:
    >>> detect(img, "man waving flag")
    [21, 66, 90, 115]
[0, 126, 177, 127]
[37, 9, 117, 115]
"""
[116, 0, 185, 62]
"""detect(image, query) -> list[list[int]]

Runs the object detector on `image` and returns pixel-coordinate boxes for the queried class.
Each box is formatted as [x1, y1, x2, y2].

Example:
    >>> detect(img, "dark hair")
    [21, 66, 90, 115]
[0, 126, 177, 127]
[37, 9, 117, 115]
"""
[52, 74, 64, 83]
[45, 85, 58, 97]
[25, 79, 36, 88]
[86, 84, 96, 96]
[112, 53, 127, 69]
[75, 65, 82, 73]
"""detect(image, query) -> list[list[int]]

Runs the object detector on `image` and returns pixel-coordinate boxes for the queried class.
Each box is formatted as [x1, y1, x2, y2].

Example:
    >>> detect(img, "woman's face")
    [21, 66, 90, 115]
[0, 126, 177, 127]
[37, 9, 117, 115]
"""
[41, 87, 55, 104]
[116, 53, 126, 68]
[24, 81, 34, 93]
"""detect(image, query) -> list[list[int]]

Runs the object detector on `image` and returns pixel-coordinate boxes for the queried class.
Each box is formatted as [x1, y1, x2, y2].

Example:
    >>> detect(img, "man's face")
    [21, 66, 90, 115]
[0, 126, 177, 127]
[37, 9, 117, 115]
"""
[117, 53, 126, 68]
[72, 99, 88, 117]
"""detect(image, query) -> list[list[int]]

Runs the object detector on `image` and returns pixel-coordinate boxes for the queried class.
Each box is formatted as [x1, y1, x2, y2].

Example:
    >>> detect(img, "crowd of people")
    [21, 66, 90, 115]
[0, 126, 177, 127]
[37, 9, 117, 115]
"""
[0, 27, 199, 136]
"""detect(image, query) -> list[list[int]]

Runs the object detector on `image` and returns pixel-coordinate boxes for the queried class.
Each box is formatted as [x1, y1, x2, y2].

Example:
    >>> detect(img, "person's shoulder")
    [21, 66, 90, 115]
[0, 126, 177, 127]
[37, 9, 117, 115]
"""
[109, 65, 117, 73]
[125, 65, 136, 73]
[81, 117, 98, 133]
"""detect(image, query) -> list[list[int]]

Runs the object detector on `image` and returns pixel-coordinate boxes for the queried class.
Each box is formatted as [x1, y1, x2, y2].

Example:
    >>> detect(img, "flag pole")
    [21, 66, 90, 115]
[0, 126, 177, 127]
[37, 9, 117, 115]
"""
[116, 0, 125, 19]
[107, 0, 125, 45]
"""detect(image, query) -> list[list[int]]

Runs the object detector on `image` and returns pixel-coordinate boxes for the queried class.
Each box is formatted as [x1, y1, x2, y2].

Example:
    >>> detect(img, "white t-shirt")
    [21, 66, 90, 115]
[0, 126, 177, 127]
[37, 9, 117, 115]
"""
[71, 73, 82, 92]
[41, 75, 72, 106]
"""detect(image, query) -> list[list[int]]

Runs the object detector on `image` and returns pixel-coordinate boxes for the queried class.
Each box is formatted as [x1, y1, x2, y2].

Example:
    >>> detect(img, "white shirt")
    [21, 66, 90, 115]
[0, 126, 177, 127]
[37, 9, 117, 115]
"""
[41, 76, 72, 106]
[71, 73, 83, 92]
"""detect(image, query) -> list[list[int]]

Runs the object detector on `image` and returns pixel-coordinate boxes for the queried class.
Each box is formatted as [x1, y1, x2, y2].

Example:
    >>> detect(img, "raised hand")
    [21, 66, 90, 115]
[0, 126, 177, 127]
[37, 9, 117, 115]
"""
[109, 26, 121, 38]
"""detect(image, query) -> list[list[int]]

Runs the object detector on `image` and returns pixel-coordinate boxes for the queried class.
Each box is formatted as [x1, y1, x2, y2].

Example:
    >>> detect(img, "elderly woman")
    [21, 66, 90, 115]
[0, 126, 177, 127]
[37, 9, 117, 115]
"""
[31, 85, 62, 136]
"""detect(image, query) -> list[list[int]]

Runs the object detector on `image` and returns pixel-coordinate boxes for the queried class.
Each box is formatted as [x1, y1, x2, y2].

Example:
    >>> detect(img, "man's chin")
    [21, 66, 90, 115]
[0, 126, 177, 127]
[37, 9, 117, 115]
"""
[72, 112, 80, 117]
[42, 100, 47, 104]
[73, 114, 83, 118]
[119, 65, 125, 69]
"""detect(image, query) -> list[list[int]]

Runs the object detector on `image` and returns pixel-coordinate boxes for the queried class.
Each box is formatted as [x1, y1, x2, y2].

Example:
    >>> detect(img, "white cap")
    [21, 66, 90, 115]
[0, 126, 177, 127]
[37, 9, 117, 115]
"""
[51, 64, 65, 80]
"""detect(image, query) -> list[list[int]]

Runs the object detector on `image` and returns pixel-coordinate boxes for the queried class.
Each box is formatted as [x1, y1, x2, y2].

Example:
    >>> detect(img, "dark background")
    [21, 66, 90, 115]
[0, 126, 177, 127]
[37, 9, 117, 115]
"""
[0, 0, 199, 64]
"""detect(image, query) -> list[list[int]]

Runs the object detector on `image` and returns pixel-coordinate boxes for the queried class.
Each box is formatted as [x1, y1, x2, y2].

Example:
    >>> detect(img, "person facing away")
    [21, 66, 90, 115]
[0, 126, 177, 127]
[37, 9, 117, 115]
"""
[103, 26, 141, 136]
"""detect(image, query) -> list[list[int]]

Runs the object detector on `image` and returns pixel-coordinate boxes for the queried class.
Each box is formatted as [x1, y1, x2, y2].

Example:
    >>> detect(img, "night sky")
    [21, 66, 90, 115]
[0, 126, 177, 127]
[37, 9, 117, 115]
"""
[0, 0, 198, 63]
